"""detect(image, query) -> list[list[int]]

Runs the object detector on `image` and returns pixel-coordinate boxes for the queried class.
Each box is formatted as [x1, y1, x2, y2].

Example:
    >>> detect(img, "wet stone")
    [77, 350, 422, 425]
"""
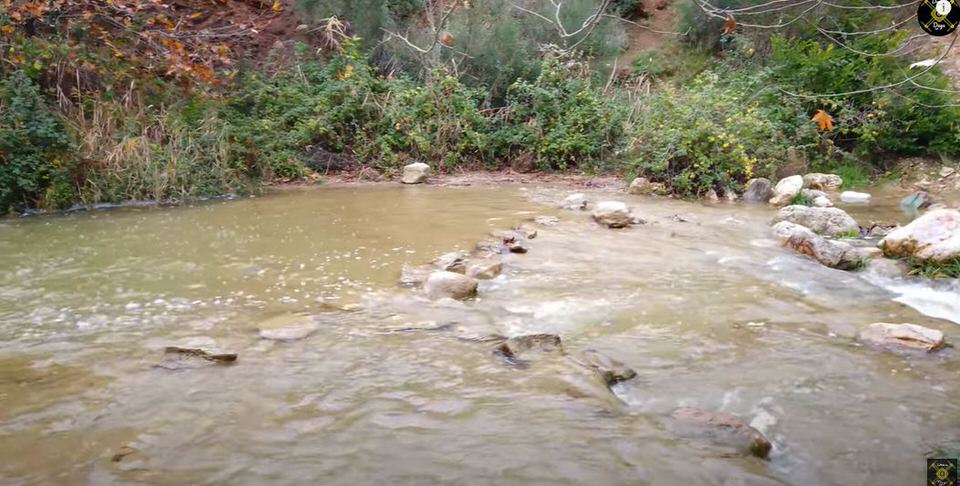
[572, 349, 637, 387]
[433, 252, 468, 273]
[494, 333, 563, 360]
[668, 407, 773, 459]
[154, 346, 237, 371]
[257, 313, 320, 341]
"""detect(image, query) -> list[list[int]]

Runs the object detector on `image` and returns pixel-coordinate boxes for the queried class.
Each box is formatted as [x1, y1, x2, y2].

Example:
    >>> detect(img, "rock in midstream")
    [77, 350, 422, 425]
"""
[257, 313, 320, 341]
[570, 349, 638, 387]
[667, 407, 773, 459]
[591, 201, 636, 229]
[433, 251, 468, 273]
[771, 221, 863, 270]
[154, 346, 237, 371]
[423, 271, 478, 300]
[493, 334, 564, 363]
[466, 259, 503, 279]
[771, 205, 859, 237]
[560, 193, 589, 210]
[857, 322, 945, 353]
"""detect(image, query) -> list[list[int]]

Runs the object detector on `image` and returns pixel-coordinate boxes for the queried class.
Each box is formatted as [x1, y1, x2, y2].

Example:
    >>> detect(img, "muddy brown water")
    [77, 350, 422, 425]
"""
[1, 183, 958, 485]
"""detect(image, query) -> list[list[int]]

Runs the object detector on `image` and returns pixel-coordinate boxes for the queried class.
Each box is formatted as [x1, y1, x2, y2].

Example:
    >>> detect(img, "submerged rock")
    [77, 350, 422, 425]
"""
[899, 191, 933, 212]
[866, 257, 911, 278]
[879, 209, 960, 262]
[257, 313, 319, 341]
[771, 205, 859, 237]
[399, 264, 433, 287]
[401, 162, 430, 184]
[802, 173, 843, 190]
[507, 241, 528, 253]
[572, 349, 637, 387]
[532, 215, 560, 226]
[858, 322, 945, 352]
[591, 201, 635, 228]
[433, 252, 467, 273]
[668, 407, 773, 459]
[769, 175, 803, 206]
[840, 191, 871, 203]
[423, 271, 478, 300]
[511, 223, 538, 240]
[154, 346, 237, 371]
[772, 222, 862, 270]
[560, 193, 589, 210]
[494, 334, 563, 360]
[466, 259, 503, 279]
[742, 178, 773, 203]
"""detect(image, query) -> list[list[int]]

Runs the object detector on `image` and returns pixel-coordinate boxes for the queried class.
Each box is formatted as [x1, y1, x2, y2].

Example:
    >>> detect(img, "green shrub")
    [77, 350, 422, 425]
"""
[0, 72, 72, 212]
[627, 67, 814, 196]
[223, 41, 490, 171]
[770, 34, 960, 160]
[492, 56, 626, 170]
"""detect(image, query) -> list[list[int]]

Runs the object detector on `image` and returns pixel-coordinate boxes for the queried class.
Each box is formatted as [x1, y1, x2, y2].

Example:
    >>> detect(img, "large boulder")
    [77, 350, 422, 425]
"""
[802, 173, 843, 190]
[858, 322, 945, 352]
[771, 221, 862, 270]
[423, 271, 478, 300]
[769, 175, 804, 206]
[591, 201, 634, 228]
[772, 205, 859, 236]
[742, 178, 773, 203]
[879, 209, 960, 262]
[401, 162, 430, 184]
[668, 407, 773, 459]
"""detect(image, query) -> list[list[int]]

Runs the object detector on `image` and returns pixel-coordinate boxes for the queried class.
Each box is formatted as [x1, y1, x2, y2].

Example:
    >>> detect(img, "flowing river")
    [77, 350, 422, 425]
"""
[1, 183, 959, 485]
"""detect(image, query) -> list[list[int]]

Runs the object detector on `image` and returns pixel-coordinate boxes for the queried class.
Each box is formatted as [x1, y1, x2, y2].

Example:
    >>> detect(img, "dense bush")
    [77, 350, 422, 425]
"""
[770, 34, 960, 159]
[494, 56, 627, 170]
[223, 42, 489, 171]
[0, 72, 72, 212]
[628, 66, 815, 196]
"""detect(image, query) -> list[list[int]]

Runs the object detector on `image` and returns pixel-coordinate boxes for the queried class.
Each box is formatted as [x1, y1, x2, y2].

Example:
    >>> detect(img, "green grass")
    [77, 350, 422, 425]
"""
[832, 163, 870, 189]
[834, 229, 861, 239]
[906, 258, 960, 279]
[789, 192, 814, 207]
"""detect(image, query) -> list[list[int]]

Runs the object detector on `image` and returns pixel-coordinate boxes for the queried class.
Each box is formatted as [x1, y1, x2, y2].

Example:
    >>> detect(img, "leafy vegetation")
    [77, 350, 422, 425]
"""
[906, 258, 960, 279]
[2, 0, 960, 213]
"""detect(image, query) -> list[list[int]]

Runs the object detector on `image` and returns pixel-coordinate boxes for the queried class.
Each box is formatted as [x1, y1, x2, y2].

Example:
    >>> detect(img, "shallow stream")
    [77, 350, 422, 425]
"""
[1, 183, 958, 484]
